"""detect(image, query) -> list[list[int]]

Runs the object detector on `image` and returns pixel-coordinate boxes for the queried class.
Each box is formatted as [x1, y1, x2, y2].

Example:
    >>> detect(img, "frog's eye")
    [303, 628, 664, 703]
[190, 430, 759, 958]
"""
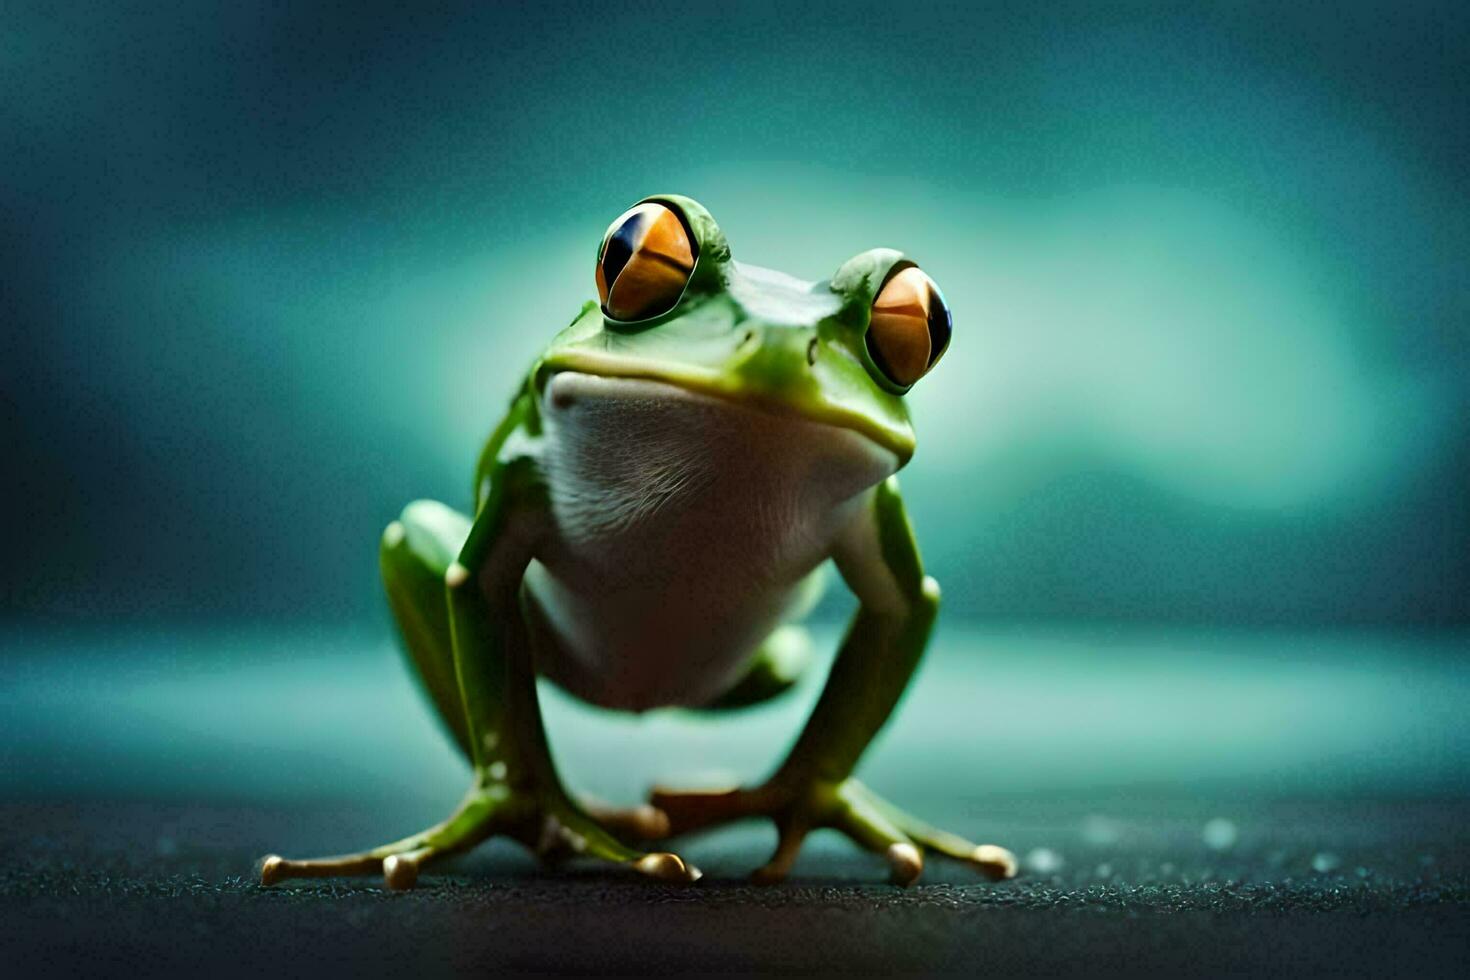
[596, 202, 696, 321]
[865, 265, 952, 388]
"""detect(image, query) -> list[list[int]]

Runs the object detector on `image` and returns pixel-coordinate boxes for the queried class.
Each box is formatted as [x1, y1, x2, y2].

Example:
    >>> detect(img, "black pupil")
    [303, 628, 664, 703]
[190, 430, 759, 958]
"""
[926, 291, 952, 365]
[600, 217, 639, 288]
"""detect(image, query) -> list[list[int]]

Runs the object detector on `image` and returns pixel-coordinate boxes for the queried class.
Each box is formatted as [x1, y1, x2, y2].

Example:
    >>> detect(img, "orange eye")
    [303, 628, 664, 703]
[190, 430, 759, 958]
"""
[865, 266, 951, 388]
[596, 202, 696, 320]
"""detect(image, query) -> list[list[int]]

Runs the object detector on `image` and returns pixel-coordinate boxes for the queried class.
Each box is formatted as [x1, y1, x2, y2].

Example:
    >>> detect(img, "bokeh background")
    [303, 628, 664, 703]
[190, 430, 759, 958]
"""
[3, 2, 1467, 816]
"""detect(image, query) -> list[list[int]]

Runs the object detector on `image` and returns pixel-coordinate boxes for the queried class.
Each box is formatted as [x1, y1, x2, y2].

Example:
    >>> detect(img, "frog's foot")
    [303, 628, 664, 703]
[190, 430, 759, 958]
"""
[650, 777, 1015, 887]
[260, 780, 699, 891]
[258, 784, 503, 891]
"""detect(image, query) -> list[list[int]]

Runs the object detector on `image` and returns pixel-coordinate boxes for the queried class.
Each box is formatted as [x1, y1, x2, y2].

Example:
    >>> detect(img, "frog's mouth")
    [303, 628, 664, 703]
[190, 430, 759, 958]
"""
[538, 352, 916, 465]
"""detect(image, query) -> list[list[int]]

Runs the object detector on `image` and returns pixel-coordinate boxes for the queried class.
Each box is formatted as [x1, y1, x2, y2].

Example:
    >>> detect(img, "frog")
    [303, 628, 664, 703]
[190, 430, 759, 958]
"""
[259, 195, 1017, 889]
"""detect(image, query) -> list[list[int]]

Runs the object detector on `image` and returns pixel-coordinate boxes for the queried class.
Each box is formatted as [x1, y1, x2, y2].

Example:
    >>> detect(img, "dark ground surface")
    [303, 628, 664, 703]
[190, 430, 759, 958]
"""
[4, 626, 1468, 975]
[4, 797, 1467, 977]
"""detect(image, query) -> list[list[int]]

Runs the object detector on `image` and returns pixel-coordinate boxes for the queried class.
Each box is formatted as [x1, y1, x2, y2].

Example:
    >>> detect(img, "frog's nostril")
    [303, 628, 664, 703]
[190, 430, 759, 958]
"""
[806, 336, 819, 366]
[741, 329, 757, 346]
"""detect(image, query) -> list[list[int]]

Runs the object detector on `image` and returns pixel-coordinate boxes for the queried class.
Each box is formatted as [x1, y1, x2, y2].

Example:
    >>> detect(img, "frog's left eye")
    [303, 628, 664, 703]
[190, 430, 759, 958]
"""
[596, 202, 696, 321]
[865, 265, 952, 388]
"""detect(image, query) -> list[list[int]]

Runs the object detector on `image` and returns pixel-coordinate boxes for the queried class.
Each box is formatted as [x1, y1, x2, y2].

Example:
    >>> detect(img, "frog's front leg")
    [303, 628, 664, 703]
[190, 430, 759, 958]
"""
[650, 477, 1017, 886]
[260, 471, 700, 890]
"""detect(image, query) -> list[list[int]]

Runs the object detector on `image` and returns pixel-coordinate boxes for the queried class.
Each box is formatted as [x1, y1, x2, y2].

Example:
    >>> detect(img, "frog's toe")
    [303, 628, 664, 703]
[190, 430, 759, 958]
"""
[885, 842, 925, 886]
[632, 851, 703, 883]
[256, 841, 462, 891]
[847, 781, 1018, 881]
[257, 783, 507, 890]
[749, 821, 810, 886]
[527, 806, 702, 885]
[650, 777, 1014, 887]
[830, 784, 926, 886]
[257, 854, 286, 886]
[257, 851, 394, 887]
[382, 847, 433, 890]
[970, 843, 1019, 880]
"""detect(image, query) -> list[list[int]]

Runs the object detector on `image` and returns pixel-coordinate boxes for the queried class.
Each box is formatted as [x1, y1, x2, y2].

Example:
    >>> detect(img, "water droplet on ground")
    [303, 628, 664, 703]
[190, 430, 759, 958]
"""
[1024, 847, 1064, 874]
[1312, 852, 1341, 873]
[1202, 817, 1238, 851]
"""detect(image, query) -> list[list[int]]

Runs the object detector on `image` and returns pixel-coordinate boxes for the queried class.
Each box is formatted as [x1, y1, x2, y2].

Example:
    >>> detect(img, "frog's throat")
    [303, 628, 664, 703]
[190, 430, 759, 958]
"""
[537, 352, 916, 464]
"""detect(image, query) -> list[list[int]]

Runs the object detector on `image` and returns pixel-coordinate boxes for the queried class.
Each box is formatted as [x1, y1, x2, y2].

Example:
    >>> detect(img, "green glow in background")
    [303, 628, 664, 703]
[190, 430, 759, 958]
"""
[4, 1, 1466, 628]
[2, 3, 1467, 801]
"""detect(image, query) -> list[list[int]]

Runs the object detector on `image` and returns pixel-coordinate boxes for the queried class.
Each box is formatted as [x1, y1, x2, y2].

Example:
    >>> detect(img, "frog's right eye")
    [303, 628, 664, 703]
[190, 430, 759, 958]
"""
[596, 202, 696, 321]
[865, 265, 951, 389]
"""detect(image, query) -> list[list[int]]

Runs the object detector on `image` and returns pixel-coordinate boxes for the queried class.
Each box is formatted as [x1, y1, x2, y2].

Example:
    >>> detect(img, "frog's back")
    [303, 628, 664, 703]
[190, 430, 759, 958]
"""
[524, 371, 896, 711]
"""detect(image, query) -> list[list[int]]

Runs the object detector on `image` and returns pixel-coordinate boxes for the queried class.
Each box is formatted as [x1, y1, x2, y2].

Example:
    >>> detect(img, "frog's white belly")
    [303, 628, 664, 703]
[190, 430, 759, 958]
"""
[526, 372, 897, 711]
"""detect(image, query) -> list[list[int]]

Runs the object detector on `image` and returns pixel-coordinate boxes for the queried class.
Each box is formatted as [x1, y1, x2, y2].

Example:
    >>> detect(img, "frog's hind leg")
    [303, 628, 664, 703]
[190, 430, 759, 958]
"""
[260, 499, 699, 890]
[259, 500, 490, 888]
[380, 499, 475, 757]
[845, 782, 1018, 880]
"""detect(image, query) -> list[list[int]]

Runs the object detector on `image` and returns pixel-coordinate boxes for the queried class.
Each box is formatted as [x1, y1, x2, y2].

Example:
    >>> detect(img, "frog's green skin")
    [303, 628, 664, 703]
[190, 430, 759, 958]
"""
[259, 195, 1017, 890]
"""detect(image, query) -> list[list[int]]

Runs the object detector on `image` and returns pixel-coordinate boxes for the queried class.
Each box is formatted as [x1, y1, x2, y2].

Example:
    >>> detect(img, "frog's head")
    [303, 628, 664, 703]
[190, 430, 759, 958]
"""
[539, 194, 952, 466]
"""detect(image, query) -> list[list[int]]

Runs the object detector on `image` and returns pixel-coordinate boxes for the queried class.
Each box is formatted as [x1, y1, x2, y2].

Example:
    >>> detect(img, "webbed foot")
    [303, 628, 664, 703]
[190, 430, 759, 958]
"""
[260, 776, 699, 891]
[649, 777, 1014, 887]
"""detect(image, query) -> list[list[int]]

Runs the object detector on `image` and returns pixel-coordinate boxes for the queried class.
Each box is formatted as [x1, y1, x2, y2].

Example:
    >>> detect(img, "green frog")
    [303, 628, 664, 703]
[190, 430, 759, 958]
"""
[259, 195, 1016, 889]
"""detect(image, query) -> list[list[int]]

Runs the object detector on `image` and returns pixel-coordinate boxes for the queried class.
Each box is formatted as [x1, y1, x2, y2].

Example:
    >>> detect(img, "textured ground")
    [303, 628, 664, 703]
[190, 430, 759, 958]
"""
[3, 798, 1467, 976]
[3, 625, 1467, 975]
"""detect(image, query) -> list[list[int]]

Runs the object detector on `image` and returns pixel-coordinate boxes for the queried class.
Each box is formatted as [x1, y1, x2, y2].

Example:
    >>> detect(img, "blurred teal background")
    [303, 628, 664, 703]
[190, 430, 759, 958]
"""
[5, 0, 1467, 628]
[2, 2, 1467, 807]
